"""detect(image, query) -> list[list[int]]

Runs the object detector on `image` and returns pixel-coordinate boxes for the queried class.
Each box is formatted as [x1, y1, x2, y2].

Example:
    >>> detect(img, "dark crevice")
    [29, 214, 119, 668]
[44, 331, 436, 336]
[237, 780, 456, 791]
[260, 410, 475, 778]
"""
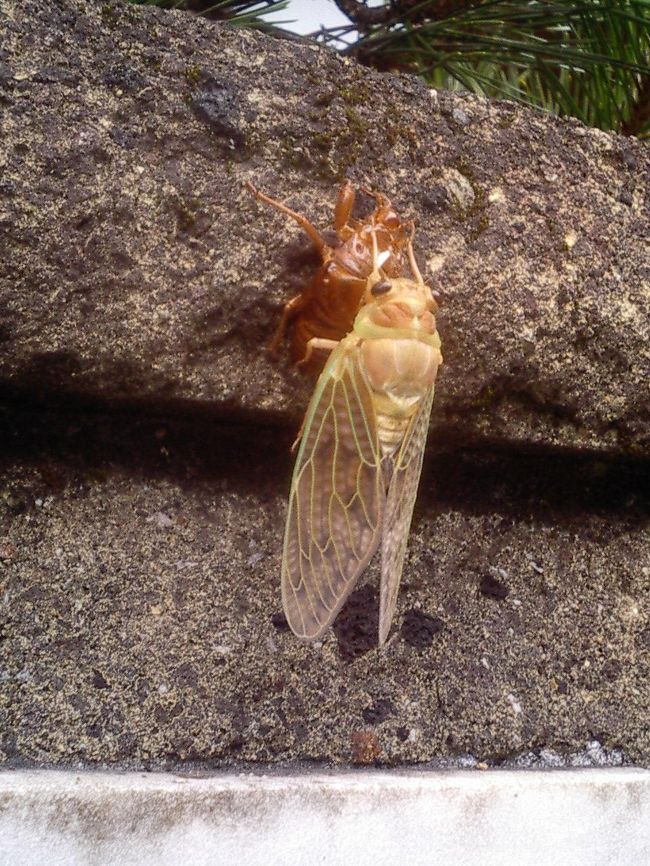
[0, 387, 294, 500]
[443, 374, 642, 447]
[418, 445, 649, 527]
[0, 380, 302, 429]
[0, 385, 648, 527]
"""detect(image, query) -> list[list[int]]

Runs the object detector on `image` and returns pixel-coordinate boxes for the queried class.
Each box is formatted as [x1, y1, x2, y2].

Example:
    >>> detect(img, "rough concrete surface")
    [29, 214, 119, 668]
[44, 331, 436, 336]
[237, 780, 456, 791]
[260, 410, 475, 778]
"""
[0, 0, 649, 769]
[1, 399, 649, 766]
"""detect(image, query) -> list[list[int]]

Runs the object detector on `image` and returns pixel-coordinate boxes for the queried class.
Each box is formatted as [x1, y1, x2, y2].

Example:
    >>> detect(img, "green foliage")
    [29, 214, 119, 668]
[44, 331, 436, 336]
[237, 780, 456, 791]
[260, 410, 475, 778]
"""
[339, 0, 650, 136]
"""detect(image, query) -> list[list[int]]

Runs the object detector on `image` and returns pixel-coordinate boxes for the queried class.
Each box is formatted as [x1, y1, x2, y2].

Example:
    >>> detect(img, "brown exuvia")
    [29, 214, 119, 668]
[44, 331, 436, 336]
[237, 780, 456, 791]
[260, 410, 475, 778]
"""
[246, 180, 413, 371]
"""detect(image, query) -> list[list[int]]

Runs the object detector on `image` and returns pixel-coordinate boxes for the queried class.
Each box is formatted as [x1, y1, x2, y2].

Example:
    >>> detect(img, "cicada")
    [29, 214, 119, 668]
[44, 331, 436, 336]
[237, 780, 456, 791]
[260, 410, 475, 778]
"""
[281, 231, 443, 645]
[246, 180, 412, 371]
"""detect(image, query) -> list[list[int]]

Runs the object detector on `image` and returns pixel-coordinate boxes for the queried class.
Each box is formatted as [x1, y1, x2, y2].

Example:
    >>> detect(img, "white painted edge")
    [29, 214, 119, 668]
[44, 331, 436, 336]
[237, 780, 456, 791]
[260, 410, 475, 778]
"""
[1, 767, 650, 866]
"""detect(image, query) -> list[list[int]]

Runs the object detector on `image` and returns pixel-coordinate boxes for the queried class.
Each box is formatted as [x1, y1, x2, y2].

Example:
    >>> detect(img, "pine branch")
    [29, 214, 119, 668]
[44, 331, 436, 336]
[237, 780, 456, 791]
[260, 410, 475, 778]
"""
[333, 0, 485, 34]
[622, 75, 650, 136]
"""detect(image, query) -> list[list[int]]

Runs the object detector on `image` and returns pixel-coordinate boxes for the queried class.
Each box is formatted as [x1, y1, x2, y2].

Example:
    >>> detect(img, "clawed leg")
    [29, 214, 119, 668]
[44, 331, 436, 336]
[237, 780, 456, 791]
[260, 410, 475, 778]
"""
[290, 337, 340, 451]
[334, 180, 356, 238]
[296, 337, 339, 371]
[269, 294, 305, 355]
[360, 185, 390, 212]
[246, 181, 326, 255]
[361, 186, 407, 238]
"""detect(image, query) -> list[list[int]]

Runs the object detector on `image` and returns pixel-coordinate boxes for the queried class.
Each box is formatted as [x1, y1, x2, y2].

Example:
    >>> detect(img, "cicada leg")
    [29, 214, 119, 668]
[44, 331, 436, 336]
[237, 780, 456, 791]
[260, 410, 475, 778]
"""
[405, 236, 424, 285]
[360, 185, 392, 217]
[364, 187, 397, 236]
[333, 180, 356, 238]
[361, 187, 409, 250]
[245, 181, 327, 255]
[296, 336, 339, 371]
[291, 337, 340, 452]
[268, 294, 306, 356]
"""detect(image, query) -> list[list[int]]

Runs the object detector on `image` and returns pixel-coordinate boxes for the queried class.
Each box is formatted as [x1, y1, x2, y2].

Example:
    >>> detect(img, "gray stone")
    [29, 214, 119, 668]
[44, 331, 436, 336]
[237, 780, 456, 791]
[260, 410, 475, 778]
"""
[0, 0, 648, 455]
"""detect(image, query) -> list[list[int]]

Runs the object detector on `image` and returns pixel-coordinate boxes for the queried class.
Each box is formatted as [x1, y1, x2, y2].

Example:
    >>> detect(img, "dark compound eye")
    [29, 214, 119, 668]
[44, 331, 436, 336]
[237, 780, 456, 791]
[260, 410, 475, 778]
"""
[371, 280, 392, 296]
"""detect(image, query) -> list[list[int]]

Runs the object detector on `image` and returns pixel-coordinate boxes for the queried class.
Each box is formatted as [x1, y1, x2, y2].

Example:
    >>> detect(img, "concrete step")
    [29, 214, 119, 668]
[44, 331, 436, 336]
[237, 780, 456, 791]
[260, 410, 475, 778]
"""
[1, 767, 649, 865]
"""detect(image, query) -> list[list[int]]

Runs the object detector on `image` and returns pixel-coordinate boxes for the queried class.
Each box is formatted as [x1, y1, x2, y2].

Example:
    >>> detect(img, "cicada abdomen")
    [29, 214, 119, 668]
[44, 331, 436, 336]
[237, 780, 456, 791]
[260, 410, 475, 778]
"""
[281, 232, 443, 645]
[246, 180, 412, 372]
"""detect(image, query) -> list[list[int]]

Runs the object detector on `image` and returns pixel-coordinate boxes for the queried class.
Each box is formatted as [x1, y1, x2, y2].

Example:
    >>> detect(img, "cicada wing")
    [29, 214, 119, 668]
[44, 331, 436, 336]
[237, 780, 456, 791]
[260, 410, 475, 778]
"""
[282, 343, 385, 640]
[379, 385, 436, 645]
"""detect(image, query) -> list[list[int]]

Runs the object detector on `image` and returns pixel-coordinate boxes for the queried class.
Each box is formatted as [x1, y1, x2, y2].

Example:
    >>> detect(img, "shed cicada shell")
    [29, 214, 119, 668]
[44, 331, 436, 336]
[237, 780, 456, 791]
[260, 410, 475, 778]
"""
[281, 230, 443, 646]
[246, 180, 412, 371]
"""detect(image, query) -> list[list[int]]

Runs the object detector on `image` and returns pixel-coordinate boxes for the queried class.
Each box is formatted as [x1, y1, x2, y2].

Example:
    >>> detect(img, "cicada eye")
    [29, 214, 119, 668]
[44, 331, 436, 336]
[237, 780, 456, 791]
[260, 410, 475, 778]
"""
[371, 280, 392, 296]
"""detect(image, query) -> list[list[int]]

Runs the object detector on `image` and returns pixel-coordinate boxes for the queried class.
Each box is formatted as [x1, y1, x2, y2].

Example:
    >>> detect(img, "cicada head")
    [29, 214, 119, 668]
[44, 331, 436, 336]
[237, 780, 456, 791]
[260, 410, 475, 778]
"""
[363, 280, 437, 333]
[363, 231, 437, 312]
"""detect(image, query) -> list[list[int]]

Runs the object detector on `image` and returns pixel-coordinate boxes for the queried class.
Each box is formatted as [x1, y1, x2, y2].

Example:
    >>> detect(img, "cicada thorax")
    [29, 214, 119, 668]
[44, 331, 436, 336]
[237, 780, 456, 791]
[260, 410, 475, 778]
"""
[355, 296, 442, 460]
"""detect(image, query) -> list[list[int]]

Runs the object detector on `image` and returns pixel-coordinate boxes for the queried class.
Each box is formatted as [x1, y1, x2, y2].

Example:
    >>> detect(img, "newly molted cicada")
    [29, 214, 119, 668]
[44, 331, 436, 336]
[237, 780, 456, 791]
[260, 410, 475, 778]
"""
[246, 180, 412, 371]
[282, 231, 443, 645]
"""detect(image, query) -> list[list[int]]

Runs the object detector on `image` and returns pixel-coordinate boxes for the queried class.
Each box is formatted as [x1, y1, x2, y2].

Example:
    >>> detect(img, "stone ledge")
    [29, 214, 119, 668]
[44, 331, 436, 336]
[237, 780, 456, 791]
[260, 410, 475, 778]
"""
[0, 0, 648, 455]
[1, 767, 650, 865]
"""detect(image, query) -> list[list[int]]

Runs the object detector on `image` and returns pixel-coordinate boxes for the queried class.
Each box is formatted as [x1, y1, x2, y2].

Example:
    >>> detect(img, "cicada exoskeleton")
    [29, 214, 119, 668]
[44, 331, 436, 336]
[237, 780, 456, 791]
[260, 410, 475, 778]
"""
[246, 180, 412, 371]
[281, 231, 443, 645]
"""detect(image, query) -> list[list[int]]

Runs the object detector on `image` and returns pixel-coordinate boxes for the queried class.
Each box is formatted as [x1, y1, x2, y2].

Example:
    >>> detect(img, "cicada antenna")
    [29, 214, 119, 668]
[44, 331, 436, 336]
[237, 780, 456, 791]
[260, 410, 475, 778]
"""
[405, 231, 424, 286]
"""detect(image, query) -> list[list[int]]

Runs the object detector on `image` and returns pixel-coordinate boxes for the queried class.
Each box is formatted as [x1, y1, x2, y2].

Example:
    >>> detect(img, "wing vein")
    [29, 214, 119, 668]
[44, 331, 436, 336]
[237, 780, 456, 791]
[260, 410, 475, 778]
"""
[281, 344, 385, 639]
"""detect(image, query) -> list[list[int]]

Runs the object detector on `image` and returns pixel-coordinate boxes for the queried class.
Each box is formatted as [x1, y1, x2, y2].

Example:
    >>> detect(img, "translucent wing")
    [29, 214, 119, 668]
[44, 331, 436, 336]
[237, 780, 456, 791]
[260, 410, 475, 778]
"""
[378, 385, 436, 645]
[282, 342, 385, 639]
